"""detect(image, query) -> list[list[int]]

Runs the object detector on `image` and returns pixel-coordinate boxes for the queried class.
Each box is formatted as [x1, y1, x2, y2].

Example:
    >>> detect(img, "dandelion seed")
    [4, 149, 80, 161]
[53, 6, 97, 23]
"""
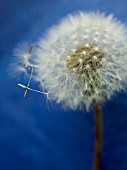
[72, 48, 76, 52]
[82, 51, 86, 55]
[84, 35, 88, 39]
[94, 47, 99, 51]
[85, 43, 90, 47]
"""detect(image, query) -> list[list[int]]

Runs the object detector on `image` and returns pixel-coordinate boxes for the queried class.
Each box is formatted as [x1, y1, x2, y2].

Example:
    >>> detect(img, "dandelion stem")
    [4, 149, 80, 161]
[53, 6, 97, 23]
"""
[93, 100, 103, 170]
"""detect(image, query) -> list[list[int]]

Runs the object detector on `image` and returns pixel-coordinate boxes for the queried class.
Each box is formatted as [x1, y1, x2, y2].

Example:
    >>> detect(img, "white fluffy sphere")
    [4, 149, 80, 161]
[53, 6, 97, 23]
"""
[14, 12, 127, 111]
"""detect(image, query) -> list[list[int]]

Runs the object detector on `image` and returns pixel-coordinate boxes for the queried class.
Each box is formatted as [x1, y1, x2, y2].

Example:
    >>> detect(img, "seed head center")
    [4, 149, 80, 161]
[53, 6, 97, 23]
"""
[66, 44, 104, 75]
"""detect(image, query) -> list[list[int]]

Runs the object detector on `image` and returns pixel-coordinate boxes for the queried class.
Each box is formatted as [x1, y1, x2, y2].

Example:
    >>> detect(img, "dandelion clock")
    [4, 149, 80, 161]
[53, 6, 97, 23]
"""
[11, 12, 127, 170]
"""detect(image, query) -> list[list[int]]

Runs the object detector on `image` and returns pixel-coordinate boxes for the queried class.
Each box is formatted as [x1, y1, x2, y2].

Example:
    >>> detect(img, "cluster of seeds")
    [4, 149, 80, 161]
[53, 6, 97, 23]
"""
[66, 43, 104, 75]
[14, 12, 127, 111]
[66, 44, 105, 96]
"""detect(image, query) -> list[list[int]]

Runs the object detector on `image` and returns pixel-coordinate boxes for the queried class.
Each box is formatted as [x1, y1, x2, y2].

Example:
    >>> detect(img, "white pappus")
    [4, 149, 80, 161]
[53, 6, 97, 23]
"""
[13, 11, 127, 111]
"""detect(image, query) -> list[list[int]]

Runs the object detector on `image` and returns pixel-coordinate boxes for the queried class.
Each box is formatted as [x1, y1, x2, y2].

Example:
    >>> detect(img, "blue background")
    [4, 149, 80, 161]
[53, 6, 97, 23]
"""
[1, 0, 127, 169]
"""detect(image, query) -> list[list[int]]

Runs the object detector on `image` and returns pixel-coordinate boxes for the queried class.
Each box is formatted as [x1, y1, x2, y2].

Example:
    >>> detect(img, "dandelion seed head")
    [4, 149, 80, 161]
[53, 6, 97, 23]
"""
[14, 12, 127, 111]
